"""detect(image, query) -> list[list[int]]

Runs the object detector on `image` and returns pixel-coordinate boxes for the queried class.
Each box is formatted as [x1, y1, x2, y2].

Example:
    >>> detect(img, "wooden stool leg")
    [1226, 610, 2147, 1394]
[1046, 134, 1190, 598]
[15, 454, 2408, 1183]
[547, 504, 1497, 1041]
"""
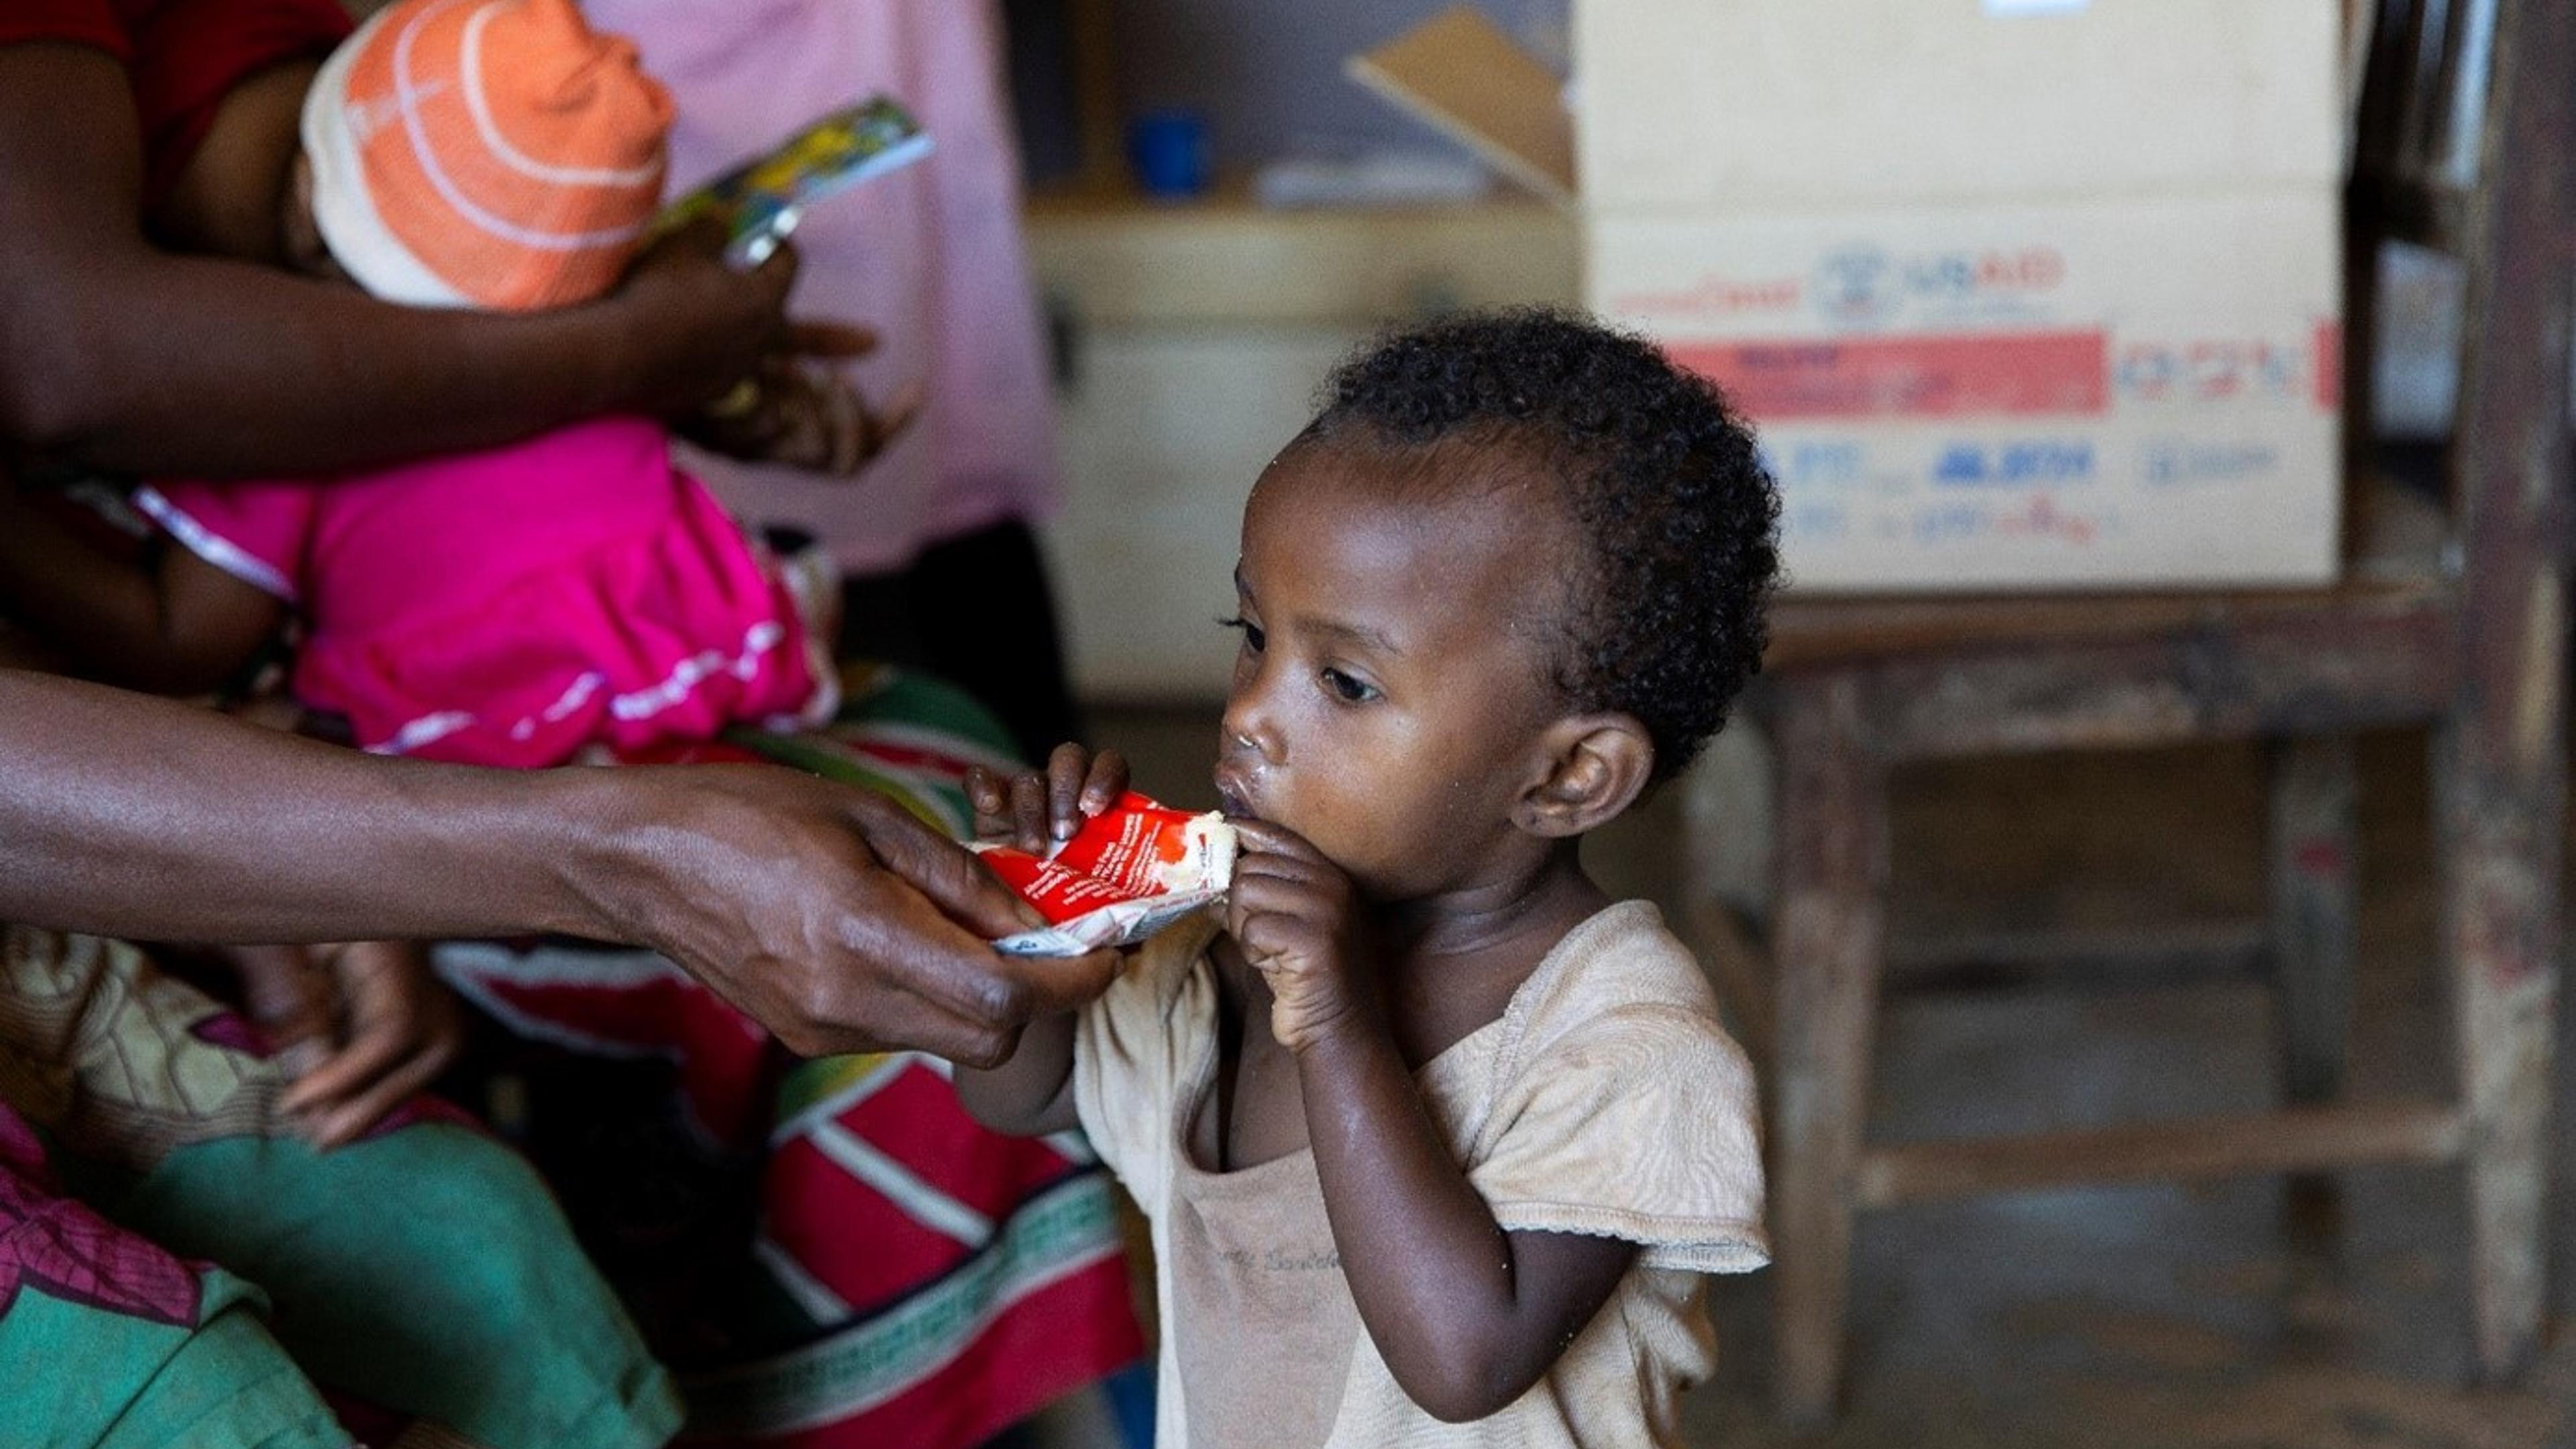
[2433, 717, 2559, 1382]
[2267, 735, 2358, 1106]
[1770, 678, 1886, 1426]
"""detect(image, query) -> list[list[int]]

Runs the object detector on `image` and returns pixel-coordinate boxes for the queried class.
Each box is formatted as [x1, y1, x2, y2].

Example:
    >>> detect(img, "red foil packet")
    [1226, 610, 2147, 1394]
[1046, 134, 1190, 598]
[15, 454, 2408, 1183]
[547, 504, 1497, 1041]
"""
[975, 791, 1237, 956]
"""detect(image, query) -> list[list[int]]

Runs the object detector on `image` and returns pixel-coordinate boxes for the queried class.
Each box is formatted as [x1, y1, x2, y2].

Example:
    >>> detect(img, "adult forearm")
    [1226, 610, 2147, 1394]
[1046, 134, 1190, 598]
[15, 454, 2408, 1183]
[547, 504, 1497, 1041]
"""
[0, 669, 619, 943]
[0, 46, 778, 480]
[9, 257, 631, 478]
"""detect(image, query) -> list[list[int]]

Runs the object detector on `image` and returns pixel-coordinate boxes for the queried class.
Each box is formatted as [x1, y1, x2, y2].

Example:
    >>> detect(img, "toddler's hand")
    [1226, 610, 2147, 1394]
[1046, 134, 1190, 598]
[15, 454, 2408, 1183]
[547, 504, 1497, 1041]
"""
[234, 940, 464, 1148]
[1225, 820, 1377, 1055]
[967, 743, 1128, 853]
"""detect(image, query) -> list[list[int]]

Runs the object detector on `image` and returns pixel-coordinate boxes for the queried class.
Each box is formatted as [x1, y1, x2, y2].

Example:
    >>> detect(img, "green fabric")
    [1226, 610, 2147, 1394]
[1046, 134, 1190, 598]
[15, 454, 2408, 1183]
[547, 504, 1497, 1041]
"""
[1, 1268, 346, 1449]
[107, 1126, 682, 1449]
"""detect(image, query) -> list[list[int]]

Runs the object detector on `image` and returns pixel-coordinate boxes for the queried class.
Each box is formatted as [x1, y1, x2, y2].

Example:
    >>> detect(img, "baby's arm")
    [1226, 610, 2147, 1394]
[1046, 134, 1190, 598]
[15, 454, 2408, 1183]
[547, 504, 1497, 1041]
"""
[950, 743, 1132, 1136]
[0, 492, 282, 695]
[1228, 822, 1639, 1424]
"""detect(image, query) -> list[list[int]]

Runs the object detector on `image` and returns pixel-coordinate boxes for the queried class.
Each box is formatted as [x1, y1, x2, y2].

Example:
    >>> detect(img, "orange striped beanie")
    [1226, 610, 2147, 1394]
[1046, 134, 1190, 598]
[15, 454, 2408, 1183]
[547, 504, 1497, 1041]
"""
[301, 0, 672, 310]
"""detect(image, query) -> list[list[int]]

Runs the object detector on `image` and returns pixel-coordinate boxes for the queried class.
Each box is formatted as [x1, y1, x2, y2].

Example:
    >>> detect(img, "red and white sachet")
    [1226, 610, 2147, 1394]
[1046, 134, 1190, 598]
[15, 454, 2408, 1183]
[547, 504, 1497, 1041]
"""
[975, 791, 1238, 956]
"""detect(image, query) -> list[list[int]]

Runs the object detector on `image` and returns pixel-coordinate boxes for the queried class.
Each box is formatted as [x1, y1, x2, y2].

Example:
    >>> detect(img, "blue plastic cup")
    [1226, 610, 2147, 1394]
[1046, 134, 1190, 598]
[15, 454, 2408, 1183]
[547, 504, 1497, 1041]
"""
[1127, 109, 1212, 197]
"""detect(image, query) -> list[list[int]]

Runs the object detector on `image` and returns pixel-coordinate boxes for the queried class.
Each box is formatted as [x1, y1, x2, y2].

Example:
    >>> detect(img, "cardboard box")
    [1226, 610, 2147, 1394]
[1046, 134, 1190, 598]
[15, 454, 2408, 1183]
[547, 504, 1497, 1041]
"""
[1591, 189, 2342, 590]
[1574, 0, 2343, 212]
[1353, 5, 2345, 592]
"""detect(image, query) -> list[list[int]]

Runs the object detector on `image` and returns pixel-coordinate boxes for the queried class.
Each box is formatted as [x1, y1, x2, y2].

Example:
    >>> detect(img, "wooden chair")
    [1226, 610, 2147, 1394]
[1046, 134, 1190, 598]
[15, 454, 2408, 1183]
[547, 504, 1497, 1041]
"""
[1690, 0, 2573, 1424]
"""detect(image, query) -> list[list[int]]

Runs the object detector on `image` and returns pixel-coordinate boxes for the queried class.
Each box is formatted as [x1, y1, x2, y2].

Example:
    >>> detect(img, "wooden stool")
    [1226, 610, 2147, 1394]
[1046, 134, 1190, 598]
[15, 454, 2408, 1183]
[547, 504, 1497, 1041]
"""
[1693, 0, 2573, 1424]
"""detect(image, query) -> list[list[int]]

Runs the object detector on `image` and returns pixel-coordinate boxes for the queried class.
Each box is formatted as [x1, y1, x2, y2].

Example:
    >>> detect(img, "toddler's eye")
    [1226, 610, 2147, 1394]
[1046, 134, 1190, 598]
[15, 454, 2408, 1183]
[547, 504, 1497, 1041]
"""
[1320, 667, 1379, 704]
[1217, 614, 1265, 653]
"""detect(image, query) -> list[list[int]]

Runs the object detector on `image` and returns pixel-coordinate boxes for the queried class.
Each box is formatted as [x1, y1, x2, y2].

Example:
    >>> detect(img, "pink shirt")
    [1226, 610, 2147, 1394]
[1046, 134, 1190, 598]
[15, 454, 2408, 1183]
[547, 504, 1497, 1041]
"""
[591, 0, 1062, 574]
[140, 417, 830, 767]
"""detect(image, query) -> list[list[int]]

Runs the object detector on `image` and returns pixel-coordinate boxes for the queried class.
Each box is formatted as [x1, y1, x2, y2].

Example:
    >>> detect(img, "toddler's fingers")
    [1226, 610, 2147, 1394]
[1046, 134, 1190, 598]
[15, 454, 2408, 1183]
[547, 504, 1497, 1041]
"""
[1081, 750, 1129, 817]
[965, 767, 1013, 838]
[1045, 743, 1091, 840]
[1225, 818, 1333, 869]
[1008, 770, 1051, 853]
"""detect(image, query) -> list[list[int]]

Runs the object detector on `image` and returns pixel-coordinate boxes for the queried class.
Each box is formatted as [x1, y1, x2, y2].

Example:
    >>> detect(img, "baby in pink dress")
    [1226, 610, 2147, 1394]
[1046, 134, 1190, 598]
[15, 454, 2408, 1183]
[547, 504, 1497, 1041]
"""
[13, 0, 832, 766]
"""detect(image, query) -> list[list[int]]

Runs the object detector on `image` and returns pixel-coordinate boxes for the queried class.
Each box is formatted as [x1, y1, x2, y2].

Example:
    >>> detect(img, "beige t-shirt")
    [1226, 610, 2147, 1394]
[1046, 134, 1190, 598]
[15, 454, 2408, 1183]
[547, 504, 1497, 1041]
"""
[1074, 901, 1768, 1448]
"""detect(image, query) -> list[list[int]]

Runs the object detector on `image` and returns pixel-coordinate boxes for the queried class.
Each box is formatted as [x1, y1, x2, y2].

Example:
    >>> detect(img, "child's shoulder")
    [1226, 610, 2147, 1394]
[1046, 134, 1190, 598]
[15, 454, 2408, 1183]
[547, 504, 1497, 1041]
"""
[1506, 900, 1726, 1054]
[1463, 900, 1769, 1275]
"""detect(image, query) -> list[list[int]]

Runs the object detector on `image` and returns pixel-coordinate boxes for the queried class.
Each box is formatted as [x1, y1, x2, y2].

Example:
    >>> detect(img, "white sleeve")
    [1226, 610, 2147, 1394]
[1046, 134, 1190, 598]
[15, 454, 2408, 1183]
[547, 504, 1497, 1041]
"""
[1467, 1004, 1770, 1274]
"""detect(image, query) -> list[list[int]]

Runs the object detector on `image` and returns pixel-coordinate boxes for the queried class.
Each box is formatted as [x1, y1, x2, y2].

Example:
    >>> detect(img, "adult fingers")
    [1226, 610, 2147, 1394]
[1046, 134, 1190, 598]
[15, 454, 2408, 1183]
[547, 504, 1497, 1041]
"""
[823, 371, 870, 477]
[998, 947, 1124, 1022]
[782, 319, 882, 359]
[847, 790, 1045, 936]
[871, 378, 926, 455]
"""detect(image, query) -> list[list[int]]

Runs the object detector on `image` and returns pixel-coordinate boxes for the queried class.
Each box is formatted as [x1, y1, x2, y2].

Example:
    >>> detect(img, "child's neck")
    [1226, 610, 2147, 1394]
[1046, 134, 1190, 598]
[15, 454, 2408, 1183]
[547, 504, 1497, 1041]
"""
[1376, 841, 1607, 1065]
[1219, 839, 1608, 1067]
[1202, 841, 1607, 1172]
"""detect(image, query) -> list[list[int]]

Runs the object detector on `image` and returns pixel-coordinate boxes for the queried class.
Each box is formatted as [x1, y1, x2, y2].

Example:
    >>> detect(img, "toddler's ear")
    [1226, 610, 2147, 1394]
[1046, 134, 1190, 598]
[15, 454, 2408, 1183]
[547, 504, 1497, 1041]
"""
[1514, 714, 1654, 839]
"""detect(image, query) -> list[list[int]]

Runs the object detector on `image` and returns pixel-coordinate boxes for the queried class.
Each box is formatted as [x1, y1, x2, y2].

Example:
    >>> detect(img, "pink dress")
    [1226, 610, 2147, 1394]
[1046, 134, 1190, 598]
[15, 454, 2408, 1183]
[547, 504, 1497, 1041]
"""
[138, 417, 834, 768]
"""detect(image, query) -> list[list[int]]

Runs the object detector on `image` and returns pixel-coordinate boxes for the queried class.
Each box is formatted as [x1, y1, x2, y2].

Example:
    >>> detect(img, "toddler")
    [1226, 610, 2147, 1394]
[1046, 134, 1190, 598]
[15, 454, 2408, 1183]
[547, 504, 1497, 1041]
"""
[958, 310, 1780, 1446]
[0, 0, 834, 765]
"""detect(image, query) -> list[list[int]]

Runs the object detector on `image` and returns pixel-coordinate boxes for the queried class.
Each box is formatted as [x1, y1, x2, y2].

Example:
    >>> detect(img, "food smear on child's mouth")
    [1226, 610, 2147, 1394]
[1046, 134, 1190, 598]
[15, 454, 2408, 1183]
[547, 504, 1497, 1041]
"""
[977, 792, 1237, 955]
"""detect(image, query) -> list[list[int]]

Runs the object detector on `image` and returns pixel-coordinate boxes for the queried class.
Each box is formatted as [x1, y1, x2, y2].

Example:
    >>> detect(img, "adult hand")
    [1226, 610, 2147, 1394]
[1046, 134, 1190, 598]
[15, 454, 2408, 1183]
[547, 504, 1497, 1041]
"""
[231, 939, 465, 1148]
[592, 765, 1121, 1064]
[676, 319, 926, 476]
[605, 219, 799, 416]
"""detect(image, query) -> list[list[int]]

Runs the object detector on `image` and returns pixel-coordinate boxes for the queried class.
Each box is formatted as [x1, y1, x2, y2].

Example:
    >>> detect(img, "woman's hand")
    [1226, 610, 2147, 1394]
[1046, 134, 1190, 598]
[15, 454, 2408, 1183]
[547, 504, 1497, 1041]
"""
[604, 219, 801, 415]
[967, 743, 1128, 852]
[592, 765, 1124, 1065]
[1225, 820, 1379, 1055]
[678, 320, 926, 477]
[229, 940, 464, 1148]
[629, 223, 924, 476]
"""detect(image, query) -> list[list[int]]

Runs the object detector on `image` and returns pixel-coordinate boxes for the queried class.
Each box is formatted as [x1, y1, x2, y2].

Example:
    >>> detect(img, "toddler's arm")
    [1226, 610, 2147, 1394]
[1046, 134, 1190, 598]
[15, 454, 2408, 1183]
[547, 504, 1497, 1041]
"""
[0, 491, 282, 695]
[951, 743, 1132, 1136]
[1229, 822, 1639, 1424]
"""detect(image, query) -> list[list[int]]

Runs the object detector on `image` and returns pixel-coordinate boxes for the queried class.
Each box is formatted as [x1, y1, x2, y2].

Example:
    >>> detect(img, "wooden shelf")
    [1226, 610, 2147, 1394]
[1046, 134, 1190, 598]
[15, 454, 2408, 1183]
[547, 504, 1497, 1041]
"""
[1024, 191, 1578, 327]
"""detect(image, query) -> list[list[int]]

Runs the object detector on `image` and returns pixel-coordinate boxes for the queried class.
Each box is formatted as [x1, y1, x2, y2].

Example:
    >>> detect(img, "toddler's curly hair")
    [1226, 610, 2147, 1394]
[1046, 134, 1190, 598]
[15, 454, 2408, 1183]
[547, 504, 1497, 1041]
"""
[1299, 308, 1780, 782]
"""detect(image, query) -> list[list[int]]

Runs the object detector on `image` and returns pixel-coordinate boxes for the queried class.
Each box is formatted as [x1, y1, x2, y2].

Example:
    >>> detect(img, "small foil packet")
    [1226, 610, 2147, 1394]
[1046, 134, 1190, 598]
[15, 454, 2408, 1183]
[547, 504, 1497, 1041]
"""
[976, 792, 1237, 957]
[660, 97, 934, 267]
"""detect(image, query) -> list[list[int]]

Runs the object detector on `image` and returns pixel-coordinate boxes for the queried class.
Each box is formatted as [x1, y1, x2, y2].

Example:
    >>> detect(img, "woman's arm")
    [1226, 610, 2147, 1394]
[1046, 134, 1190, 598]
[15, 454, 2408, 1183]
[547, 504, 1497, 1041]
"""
[0, 669, 1124, 1064]
[0, 44, 786, 478]
[1227, 823, 1637, 1423]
